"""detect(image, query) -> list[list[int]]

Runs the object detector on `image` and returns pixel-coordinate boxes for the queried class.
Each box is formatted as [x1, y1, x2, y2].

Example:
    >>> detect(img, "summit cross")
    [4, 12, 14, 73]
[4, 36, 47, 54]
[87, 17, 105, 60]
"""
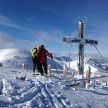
[63, 21, 98, 78]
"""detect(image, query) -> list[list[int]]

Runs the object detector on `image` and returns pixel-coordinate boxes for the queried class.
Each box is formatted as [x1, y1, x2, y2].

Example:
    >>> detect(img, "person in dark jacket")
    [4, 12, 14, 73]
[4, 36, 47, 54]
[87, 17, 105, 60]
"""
[38, 45, 53, 76]
[31, 46, 41, 74]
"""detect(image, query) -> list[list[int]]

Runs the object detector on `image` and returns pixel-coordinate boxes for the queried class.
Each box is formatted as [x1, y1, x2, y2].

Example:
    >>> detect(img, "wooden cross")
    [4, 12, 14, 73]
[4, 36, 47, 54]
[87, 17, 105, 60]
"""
[63, 21, 98, 78]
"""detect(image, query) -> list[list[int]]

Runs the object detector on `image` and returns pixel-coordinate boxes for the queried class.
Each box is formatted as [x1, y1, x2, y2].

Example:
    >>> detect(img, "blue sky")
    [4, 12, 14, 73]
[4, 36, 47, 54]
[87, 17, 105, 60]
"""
[0, 0, 108, 57]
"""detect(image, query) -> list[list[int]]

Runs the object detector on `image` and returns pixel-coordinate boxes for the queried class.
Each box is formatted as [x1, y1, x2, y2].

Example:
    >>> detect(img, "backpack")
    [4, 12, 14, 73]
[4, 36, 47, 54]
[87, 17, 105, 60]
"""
[31, 48, 38, 58]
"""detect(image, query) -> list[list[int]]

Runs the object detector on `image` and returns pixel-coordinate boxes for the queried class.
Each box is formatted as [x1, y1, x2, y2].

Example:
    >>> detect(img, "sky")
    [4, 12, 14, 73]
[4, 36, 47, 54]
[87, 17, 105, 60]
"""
[0, 0, 108, 57]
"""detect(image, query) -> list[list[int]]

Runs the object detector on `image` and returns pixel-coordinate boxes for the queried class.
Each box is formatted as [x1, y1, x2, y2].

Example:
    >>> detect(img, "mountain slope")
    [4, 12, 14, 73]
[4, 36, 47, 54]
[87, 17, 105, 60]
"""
[0, 48, 108, 107]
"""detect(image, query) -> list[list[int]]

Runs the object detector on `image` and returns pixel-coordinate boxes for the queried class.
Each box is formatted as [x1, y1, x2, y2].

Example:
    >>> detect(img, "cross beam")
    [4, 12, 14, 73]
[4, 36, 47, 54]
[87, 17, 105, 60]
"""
[63, 21, 98, 78]
[63, 37, 98, 45]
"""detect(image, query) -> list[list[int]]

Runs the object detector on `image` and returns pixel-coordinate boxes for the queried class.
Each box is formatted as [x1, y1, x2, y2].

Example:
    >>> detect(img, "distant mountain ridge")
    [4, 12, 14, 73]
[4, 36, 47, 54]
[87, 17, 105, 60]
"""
[0, 48, 63, 69]
[0, 48, 107, 72]
[53, 53, 100, 59]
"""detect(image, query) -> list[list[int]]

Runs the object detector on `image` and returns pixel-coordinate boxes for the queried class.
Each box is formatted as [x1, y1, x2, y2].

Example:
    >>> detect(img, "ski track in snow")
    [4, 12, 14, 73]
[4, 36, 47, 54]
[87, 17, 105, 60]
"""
[0, 68, 108, 108]
[0, 69, 73, 108]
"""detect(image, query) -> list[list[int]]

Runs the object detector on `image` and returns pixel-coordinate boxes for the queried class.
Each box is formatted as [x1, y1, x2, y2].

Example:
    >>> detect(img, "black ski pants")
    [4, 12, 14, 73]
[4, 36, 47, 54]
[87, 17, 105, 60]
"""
[32, 58, 40, 72]
[39, 63, 47, 75]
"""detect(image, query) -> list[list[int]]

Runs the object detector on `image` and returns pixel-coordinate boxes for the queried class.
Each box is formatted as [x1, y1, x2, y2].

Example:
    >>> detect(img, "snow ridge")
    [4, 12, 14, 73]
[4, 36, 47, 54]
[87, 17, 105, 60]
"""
[0, 48, 108, 108]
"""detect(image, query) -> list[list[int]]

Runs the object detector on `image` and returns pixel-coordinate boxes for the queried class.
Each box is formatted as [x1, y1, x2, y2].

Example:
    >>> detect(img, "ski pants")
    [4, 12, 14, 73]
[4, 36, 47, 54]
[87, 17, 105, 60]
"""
[32, 58, 40, 72]
[39, 63, 47, 75]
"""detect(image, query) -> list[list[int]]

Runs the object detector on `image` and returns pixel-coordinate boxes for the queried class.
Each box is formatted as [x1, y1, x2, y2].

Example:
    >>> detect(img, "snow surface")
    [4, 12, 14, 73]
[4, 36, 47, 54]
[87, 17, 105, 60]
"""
[0, 48, 108, 108]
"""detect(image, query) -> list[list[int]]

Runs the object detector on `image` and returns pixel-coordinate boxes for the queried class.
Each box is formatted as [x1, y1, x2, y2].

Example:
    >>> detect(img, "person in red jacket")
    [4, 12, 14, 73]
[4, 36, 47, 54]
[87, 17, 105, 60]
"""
[38, 45, 53, 76]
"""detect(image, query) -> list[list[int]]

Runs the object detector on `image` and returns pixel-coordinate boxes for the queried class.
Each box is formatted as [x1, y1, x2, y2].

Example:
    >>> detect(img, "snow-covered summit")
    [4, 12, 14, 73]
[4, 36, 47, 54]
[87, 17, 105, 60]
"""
[0, 48, 108, 108]
[0, 48, 63, 69]
[0, 48, 31, 61]
[0, 48, 32, 69]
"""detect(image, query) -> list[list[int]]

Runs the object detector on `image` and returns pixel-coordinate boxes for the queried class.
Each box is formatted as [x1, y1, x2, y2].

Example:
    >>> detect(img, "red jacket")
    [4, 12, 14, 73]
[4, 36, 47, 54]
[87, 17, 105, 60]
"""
[38, 49, 52, 63]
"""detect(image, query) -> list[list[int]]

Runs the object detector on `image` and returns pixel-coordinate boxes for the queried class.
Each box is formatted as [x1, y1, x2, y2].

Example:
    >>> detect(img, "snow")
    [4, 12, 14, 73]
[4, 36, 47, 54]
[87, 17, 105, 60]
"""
[0, 48, 108, 108]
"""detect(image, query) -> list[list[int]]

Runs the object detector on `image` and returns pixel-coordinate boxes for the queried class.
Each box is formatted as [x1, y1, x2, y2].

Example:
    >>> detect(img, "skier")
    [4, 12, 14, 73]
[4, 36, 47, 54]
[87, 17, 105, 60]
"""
[31, 46, 41, 74]
[38, 45, 53, 76]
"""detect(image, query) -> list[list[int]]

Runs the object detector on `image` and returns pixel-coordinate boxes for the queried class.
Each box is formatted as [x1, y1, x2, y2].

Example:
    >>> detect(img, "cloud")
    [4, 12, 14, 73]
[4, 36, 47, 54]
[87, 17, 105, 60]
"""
[32, 30, 66, 48]
[14, 39, 35, 50]
[0, 31, 15, 49]
[0, 31, 35, 50]
[36, 30, 65, 42]
[16, 25, 108, 57]
[0, 15, 18, 28]
[25, 16, 36, 22]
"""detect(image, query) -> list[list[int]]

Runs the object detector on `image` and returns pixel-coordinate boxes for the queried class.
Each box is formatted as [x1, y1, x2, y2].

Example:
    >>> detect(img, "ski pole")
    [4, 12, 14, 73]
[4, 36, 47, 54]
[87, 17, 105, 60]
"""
[52, 59, 58, 74]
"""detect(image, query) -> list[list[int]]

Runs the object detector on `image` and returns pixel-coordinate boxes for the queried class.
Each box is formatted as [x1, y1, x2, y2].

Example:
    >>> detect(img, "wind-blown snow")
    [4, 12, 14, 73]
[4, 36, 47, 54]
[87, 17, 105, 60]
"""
[70, 60, 98, 73]
[0, 49, 30, 61]
[0, 48, 108, 108]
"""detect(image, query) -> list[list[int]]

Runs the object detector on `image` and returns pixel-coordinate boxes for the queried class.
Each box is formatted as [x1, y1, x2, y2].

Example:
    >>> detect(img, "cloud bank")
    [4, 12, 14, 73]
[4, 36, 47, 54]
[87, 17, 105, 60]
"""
[0, 14, 18, 28]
